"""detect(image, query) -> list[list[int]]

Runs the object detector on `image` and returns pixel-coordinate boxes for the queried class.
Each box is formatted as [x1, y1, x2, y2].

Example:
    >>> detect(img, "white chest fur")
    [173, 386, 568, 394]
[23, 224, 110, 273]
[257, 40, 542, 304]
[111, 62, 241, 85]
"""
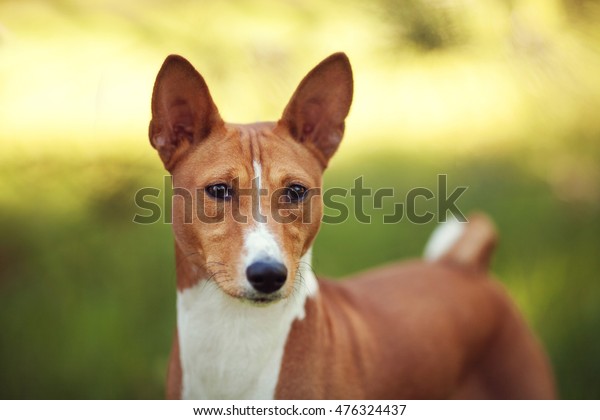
[176, 254, 317, 400]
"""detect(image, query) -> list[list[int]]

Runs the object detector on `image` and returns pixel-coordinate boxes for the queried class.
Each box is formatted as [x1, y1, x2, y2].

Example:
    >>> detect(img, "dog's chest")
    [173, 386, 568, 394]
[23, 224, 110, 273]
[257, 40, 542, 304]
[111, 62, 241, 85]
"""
[176, 281, 308, 399]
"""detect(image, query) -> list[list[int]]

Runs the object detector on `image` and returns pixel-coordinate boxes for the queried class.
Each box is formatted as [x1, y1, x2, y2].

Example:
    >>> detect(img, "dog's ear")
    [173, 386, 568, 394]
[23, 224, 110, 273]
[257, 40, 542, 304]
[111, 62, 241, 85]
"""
[149, 55, 223, 171]
[276, 53, 353, 167]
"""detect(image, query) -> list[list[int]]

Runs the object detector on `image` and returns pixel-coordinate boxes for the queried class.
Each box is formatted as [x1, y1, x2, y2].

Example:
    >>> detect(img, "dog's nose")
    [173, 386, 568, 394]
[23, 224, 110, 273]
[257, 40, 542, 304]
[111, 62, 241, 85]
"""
[246, 261, 287, 294]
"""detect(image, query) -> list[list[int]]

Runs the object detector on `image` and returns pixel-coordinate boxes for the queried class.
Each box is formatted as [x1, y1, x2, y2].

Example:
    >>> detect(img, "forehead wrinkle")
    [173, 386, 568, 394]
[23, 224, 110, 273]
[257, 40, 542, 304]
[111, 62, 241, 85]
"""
[270, 165, 316, 187]
[255, 131, 282, 195]
[201, 165, 239, 181]
[258, 136, 322, 188]
[220, 125, 255, 181]
[246, 126, 262, 168]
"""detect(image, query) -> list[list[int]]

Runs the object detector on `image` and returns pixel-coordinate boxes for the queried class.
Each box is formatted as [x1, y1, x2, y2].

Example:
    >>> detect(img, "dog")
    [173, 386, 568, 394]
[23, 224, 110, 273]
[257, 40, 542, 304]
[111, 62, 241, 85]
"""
[148, 52, 556, 399]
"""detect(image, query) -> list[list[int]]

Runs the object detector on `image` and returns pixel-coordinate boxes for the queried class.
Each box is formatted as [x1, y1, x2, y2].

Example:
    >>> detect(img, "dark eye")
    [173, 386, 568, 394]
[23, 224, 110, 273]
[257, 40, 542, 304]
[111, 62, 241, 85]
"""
[285, 184, 308, 202]
[205, 184, 232, 200]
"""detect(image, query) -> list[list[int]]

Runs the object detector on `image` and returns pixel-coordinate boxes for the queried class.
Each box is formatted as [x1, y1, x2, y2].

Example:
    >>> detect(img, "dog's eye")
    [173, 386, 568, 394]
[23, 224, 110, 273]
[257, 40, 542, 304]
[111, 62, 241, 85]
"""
[205, 184, 232, 200]
[284, 184, 308, 202]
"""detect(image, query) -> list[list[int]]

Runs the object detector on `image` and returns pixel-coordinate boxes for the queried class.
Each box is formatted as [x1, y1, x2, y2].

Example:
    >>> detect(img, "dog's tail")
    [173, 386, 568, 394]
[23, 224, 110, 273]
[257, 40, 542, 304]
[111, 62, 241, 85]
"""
[423, 212, 497, 272]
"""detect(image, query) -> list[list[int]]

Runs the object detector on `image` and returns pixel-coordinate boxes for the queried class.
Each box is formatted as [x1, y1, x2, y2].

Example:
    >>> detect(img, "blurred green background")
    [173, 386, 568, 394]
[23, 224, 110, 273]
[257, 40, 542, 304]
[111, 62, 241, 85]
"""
[1, 0, 599, 399]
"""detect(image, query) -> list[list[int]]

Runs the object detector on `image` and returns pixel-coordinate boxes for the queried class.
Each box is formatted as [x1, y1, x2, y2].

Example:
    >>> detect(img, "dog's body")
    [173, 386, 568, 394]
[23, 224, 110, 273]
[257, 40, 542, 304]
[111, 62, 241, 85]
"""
[149, 53, 555, 399]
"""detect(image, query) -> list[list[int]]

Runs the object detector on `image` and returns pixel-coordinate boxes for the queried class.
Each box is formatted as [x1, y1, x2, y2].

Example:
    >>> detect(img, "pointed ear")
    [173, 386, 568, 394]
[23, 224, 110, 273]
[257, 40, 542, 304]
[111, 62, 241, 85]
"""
[149, 55, 223, 171]
[276, 53, 353, 167]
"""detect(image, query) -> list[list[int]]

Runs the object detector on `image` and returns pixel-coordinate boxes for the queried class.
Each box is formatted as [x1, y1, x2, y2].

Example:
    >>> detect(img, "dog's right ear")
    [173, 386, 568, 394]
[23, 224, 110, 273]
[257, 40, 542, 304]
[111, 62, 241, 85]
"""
[149, 55, 223, 171]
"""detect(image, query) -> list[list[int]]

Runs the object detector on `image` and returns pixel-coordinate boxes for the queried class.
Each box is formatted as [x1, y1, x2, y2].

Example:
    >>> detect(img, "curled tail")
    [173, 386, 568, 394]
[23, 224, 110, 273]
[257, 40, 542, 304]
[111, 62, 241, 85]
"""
[424, 212, 497, 272]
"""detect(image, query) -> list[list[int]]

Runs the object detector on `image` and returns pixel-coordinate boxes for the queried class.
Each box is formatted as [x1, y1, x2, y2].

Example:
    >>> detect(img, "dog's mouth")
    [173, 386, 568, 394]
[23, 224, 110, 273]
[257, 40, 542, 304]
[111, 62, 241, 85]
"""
[213, 278, 288, 306]
[236, 290, 286, 306]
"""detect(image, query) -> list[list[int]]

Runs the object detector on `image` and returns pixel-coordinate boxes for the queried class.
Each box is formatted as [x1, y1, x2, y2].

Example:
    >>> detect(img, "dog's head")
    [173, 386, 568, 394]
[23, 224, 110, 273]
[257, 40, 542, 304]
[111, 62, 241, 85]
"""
[149, 53, 353, 303]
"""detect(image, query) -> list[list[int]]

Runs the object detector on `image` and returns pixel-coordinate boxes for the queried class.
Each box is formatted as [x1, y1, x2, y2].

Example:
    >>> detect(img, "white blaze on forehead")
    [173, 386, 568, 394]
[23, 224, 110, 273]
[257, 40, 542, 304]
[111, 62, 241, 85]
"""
[243, 160, 284, 268]
[253, 160, 262, 214]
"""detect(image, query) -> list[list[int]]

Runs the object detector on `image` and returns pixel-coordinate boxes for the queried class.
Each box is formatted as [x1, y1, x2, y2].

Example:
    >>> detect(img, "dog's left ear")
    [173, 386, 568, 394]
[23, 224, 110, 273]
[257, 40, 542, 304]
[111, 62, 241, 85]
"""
[149, 55, 223, 171]
[276, 53, 353, 167]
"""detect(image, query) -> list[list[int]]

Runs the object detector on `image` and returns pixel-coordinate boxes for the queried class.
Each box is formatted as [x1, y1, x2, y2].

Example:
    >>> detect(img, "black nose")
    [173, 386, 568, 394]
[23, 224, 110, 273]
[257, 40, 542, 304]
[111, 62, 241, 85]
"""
[246, 261, 287, 294]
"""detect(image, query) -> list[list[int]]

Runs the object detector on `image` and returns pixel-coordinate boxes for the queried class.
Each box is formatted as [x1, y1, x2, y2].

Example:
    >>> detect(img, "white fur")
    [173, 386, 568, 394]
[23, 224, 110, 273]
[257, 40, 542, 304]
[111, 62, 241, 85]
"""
[154, 134, 166, 147]
[242, 225, 284, 268]
[253, 160, 262, 213]
[242, 160, 284, 272]
[177, 250, 318, 399]
[423, 218, 466, 261]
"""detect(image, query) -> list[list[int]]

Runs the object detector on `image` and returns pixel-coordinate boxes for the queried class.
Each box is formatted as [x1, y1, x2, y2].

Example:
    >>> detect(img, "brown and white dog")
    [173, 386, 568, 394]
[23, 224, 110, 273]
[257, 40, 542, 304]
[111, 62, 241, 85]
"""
[148, 53, 556, 399]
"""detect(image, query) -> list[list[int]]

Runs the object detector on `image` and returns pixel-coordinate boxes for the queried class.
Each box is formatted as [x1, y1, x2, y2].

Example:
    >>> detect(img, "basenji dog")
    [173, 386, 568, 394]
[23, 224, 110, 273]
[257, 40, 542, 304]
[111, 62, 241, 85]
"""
[148, 53, 556, 399]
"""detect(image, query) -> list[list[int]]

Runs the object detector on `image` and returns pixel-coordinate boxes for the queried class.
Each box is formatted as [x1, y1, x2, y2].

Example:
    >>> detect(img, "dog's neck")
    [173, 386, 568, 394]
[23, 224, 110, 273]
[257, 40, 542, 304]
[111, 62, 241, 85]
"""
[176, 249, 318, 399]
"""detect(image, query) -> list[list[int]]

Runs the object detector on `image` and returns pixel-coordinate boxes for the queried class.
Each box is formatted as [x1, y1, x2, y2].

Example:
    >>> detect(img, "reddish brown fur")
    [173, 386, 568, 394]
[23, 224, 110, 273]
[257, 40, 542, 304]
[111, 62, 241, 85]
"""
[150, 53, 556, 399]
[167, 122, 324, 295]
[275, 263, 555, 399]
